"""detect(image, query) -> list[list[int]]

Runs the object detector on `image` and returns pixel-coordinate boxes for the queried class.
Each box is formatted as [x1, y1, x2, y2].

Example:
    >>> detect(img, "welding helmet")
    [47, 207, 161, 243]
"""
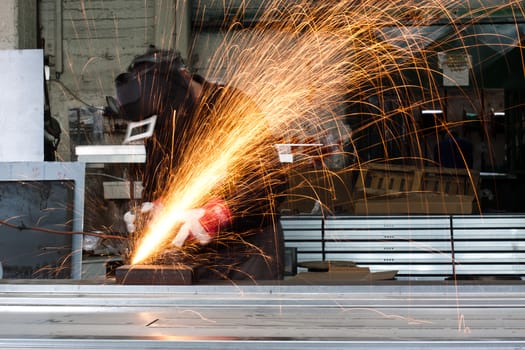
[107, 49, 189, 121]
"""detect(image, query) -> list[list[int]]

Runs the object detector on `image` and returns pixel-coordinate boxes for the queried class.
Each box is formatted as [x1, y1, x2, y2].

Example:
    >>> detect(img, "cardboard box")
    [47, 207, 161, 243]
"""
[353, 163, 478, 214]
[287, 262, 398, 283]
[353, 193, 475, 215]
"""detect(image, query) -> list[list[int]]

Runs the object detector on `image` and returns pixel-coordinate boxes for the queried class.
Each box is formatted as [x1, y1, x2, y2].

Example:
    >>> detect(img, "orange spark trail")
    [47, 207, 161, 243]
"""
[131, 0, 525, 264]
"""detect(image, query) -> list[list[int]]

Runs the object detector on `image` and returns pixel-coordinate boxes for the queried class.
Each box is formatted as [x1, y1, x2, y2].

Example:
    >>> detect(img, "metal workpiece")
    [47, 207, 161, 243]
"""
[75, 144, 146, 164]
[116, 264, 193, 285]
[0, 162, 86, 280]
[282, 214, 525, 279]
[0, 282, 524, 349]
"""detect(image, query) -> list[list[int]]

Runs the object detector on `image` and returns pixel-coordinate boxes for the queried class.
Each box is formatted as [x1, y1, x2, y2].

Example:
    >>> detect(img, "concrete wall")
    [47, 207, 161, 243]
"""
[38, 0, 178, 160]
[0, 0, 241, 161]
[0, 0, 18, 49]
[42, 0, 147, 159]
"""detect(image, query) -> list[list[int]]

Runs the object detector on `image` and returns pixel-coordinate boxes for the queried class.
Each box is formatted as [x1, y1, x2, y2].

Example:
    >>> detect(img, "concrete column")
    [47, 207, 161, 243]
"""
[154, 0, 177, 51]
[155, 0, 192, 60]
[0, 0, 18, 49]
[175, 0, 192, 61]
[0, 0, 38, 50]
[17, 0, 38, 49]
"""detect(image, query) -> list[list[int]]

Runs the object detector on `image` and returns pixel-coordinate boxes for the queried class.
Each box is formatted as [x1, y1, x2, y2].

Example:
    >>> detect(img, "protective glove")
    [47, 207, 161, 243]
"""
[123, 201, 161, 234]
[172, 197, 232, 247]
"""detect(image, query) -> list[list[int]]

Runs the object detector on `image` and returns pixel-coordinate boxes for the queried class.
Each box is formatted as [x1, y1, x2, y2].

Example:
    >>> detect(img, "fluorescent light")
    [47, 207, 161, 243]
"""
[421, 109, 443, 114]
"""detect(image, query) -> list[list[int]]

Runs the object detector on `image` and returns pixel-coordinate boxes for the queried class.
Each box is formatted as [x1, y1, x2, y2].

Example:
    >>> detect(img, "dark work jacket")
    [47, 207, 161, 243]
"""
[142, 80, 287, 231]
[141, 80, 287, 280]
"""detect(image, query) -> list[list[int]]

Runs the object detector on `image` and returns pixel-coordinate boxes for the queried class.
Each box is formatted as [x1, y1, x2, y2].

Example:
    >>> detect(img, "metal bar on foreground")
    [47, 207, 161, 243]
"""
[0, 283, 524, 349]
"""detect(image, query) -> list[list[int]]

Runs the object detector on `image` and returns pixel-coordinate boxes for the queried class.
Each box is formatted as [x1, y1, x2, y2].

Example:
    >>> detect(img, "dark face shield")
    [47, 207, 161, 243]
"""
[105, 71, 147, 121]
[116, 71, 145, 121]
[116, 72, 142, 107]
[106, 53, 192, 121]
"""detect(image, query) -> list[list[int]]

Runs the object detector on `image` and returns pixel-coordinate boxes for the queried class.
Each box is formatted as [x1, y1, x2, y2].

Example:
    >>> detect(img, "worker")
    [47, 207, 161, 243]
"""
[106, 47, 287, 282]
[433, 130, 473, 169]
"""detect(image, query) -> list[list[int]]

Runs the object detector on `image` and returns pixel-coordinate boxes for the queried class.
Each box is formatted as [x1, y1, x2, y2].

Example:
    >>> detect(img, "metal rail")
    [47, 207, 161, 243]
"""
[0, 283, 524, 349]
[282, 214, 525, 278]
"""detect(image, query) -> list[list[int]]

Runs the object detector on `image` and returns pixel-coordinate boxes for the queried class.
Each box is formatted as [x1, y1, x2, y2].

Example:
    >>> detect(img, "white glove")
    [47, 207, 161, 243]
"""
[123, 201, 158, 234]
[172, 197, 232, 247]
[123, 211, 137, 233]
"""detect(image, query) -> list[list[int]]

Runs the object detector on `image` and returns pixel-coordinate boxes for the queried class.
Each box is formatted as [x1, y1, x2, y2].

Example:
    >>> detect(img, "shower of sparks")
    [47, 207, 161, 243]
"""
[131, 0, 525, 264]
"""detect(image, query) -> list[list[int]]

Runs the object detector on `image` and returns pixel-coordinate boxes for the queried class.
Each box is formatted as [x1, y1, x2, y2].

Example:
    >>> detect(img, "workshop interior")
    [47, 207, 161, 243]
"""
[1, 0, 524, 283]
[2, 1, 525, 348]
